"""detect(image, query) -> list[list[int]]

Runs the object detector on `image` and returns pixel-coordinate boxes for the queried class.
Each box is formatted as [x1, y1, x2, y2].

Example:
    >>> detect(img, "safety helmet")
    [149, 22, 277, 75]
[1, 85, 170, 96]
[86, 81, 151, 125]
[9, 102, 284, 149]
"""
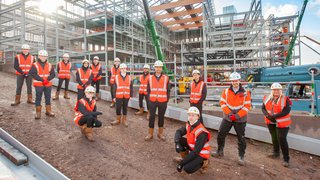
[229, 72, 241, 81]
[120, 63, 127, 69]
[85, 86, 95, 93]
[21, 44, 30, 50]
[143, 64, 150, 69]
[271, 83, 282, 90]
[82, 59, 89, 64]
[192, 70, 200, 75]
[187, 106, 200, 115]
[62, 53, 69, 58]
[154, 60, 163, 67]
[93, 56, 99, 60]
[38, 50, 48, 57]
[114, 57, 120, 62]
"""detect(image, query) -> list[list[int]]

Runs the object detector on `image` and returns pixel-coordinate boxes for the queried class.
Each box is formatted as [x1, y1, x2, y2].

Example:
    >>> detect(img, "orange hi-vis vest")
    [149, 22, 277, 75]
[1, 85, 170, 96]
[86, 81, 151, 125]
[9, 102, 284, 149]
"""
[57, 61, 71, 79]
[16, 54, 33, 75]
[91, 64, 101, 80]
[110, 66, 120, 85]
[149, 74, 169, 103]
[263, 95, 292, 128]
[73, 98, 96, 125]
[77, 68, 92, 89]
[186, 122, 211, 159]
[33, 62, 52, 87]
[139, 74, 150, 95]
[115, 74, 131, 99]
[190, 81, 205, 104]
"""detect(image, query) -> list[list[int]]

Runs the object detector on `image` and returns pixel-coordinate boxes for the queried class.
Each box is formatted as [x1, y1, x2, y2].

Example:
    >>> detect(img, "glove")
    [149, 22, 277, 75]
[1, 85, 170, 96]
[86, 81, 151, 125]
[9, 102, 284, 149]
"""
[42, 79, 49, 85]
[23, 73, 29, 78]
[93, 77, 97, 82]
[82, 84, 86, 88]
[91, 111, 103, 116]
[175, 143, 184, 153]
[176, 164, 183, 173]
[229, 114, 237, 121]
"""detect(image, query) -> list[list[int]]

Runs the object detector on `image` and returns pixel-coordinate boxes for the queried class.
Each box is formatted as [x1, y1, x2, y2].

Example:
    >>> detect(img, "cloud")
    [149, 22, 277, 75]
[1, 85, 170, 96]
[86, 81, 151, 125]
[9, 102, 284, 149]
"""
[264, 4, 298, 18]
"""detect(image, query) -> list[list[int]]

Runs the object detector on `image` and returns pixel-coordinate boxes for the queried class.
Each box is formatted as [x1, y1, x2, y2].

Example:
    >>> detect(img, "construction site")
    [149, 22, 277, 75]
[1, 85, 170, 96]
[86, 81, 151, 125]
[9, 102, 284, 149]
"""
[0, 0, 320, 179]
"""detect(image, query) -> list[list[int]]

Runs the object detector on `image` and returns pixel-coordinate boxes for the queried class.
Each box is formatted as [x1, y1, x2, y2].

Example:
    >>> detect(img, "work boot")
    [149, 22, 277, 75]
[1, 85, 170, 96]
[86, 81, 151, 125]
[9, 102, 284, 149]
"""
[95, 93, 100, 101]
[282, 160, 289, 168]
[11, 95, 21, 106]
[35, 106, 41, 120]
[200, 159, 210, 174]
[80, 124, 87, 134]
[144, 128, 154, 141]
[157, 127, 166, 141]
[238, 156, 245, 166]
[111, 115, 121, 125]
[173, 151, 188, 163]
[85, 127, 94, 142]
[45, 105, 55, 117]
[52, 91, 60, 100]
[27, 94, 35, 104]
[122, 115, 128, 127]
[267, 152, 280, 159]
[110, 101, 115, 108]
[146, 110, 150, 120]
[135, 108, 144, 115]
[64, 91, 70, 99]
[211, 149, 224, 158]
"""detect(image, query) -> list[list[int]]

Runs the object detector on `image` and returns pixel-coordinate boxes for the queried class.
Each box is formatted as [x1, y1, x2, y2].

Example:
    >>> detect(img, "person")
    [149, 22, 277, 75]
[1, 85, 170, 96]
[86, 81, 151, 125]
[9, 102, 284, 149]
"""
[53, 53, 71, 100]
[90, 56, 102, 100]
[29, 50, 55, 119]
[109, 57, 121, 107]
[11, 44, 35, 106]
[76, 59, 93, 100]
[74, 86, 102, 142]
[189, 70, 207, 124]
[211, 72, 251, 166]
[144, 60, 170, 141]
[135, 64, 150, 118]
[262, 83, 292, 167]
[111, 63, 133, 127]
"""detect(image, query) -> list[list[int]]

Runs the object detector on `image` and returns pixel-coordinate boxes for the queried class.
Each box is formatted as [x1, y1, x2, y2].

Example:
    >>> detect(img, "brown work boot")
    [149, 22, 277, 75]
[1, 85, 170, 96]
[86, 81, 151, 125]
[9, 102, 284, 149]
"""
[146, 110, 150, 120]
[11, 95, 21, 106]
[110, 101, 115, 108]
[122, 115, 128, 127]
[95, 93, 100, 101]
[52, 91, 60, 100]
[80, 124, 87, 134]
[64, 91, 70, 99]
[85, 127, 94, 142]
[173, 151, 189, 163]
[200, 159, 210, 174]
[27, 94, 35, 104]
[111, 115, 121, 125]
[135, 108, 144, 115]
[144, 128, 154, 141]
[157, 127, 166, 141]
[35, 106, 41, 119]
[45, 105, 55, 117]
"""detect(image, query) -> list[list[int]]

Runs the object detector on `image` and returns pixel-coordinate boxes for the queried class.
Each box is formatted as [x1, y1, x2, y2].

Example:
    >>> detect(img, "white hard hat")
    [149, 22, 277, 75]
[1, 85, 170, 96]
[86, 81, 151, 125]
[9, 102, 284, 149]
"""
[229, 72, 241, 81]
[82, 59, 89, 64]
[62, 53, 69, 58]
[271, 83, 282, 90]
[192, 70, 200, 75]
[187, 106, 200, 115]
[38, 50, 48, 57]
[114, 57, 120, 62]
[119, 63, 127, 69]
[21, 44, 30, 50]
[154, 60, 163, 67]
[143, 64, 150, 69]
[85, 86, 95, 93]
[93, 56, 99, 60]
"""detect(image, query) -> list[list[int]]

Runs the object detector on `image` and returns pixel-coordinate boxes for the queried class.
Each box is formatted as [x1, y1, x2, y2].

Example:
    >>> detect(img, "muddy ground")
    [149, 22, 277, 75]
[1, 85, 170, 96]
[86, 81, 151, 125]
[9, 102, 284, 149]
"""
[0, 71, 319, 180]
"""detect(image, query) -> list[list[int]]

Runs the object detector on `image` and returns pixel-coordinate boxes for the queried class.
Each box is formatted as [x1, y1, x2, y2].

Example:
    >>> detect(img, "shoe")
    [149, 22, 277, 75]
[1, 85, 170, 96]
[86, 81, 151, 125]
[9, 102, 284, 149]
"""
[144, 128, 154, 141]
[11, 95, 21, 106]
[111, 115, 121, 125]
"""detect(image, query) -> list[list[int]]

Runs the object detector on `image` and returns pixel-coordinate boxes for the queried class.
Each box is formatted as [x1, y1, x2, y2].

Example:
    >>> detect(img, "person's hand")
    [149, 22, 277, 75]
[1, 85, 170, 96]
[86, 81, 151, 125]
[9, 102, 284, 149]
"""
[42, 79, 49, 85]
[175, 143, 183, 153]
[269, 115, 277, 122]
[93, 77, 97, 82]
[113, 98, 116, 102]
[176, 164, 183, 172]
[23, 73, 29, 78]
[229, 114, 237, 121]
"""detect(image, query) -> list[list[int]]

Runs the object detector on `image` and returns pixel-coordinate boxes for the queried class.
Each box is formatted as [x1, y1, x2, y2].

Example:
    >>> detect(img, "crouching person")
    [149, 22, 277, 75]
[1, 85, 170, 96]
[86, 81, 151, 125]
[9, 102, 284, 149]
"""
[74, 86, 102, 142]
[174, 107, 211, 174]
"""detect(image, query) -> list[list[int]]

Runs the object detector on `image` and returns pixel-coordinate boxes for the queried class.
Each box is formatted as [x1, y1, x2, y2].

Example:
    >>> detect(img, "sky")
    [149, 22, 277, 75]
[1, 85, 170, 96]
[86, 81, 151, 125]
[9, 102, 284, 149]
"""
[214, 0, 320, 65]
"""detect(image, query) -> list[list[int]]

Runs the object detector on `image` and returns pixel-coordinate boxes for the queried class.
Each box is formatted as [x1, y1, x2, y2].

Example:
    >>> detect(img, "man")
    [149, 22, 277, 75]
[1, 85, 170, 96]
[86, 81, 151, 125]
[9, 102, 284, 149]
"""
[29, 50, 55, 119]
[174, 107, 211, 174]
[145, 60, 170, 141]
[111, 63, 133, 127]
[90, 56, 102, 100]
[11, 44, 35, 106]
[109, 57, 121, 107]
[53, 53, 71, 100]
[135, 64, 150, 118]
[189, 70, 207, 124]
[211, 72, 251, 166]
[76, 59, 93, 100]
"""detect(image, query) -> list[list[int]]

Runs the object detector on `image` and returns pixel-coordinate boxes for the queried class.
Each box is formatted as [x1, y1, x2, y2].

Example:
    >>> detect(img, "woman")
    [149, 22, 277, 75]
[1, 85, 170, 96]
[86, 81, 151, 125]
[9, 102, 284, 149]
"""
[76, 59, 93, 100]
[262, 82, 292, 167]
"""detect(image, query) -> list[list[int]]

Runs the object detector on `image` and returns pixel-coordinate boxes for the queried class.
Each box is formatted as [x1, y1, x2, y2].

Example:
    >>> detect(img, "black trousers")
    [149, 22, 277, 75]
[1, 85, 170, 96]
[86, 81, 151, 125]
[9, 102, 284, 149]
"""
[116, 98, 129, 115]
[91, 80, 100, 93]
[57, 78, 70, 91]
[217, 119, 247, 157]
[35, 86, 52, 106]
[16, 75, 32, 95]
[190, 102, 203, 124]
[149, 101, 167, 128]
[110, 84, 115, 100]
[77, 89, 85, 100]
[268, 124, 290, 162]
[138, 93, 149, 110]
[78, 114, 102, 128]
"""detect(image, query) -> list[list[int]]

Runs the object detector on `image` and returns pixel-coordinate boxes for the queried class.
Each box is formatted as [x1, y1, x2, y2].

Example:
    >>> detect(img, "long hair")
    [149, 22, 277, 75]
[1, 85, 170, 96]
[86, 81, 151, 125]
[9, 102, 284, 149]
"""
[265, 89, 283, 104]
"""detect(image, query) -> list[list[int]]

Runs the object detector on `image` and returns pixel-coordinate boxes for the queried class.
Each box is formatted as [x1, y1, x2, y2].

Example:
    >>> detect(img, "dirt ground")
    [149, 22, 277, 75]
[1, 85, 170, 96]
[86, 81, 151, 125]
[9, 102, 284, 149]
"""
[0, 71, 319, 180]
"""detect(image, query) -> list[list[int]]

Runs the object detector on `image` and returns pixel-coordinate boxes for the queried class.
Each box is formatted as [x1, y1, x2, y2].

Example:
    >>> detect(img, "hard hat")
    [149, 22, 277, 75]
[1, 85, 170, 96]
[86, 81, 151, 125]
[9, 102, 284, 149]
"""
[143, 64, 150, 69]
[192, 70, 200, 75]
[187, 106, 200, 115]
[229, 72, 241, 81]
[38, 50, 48, 57]
[62, 53, 69, 58]
[119, 63, 127, 69]
[271, 83, 282, 90]
[21, 44, 30, 50]
[154, 60, 163, 67]
[82, 59, 89, 64]
[85, 86, 95, 93]
[93, 56, 99, 60]
[114, 57, 120, 62]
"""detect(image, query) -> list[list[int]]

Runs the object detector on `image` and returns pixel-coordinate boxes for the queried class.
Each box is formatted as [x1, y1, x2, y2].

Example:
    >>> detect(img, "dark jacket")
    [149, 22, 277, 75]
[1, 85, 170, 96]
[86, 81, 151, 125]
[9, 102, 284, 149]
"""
[76, 66, 94, 86]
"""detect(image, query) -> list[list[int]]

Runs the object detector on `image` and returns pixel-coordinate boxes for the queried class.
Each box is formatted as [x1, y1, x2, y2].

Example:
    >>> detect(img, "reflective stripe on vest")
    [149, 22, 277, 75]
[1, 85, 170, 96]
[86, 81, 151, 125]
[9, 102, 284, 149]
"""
[77, 68, 92, 89]
[139, 74, 149, 95]
[149, 75, 168, 103]
[186, 123, 211, 159]
[190, 81, 204, 103]
[263, 95, 292, 127]
[91, 64, 101, 80]
[16, 54, 33, 75]
[110, 66, 120, 84]
[73, 98, 96, 125]
[58, 61, 71, 79]
[33, 62, 52, 87]
[115, 75, 131, 99]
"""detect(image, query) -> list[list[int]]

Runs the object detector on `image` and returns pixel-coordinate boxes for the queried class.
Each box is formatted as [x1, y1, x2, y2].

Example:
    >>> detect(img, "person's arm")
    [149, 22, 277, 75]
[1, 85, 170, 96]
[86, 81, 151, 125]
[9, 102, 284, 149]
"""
[47, 65, 55, 81]
[236, 90, 251, 118]
[76, 70, 83, 85]
[78, 102, 90, 116]
[14, 56, 24, 74]
[271, 97, 291, 119]
[220, 89, 232, 115]
[112, 83, 117, 98]
[199, 83, 207, 103]
[261, 103, 269, 117]
[167, 78, 171, 102]
[147, 81, 150, 100]
[57, 63, 60, 73]
[97, 66, 102, 78]
[174, 126, 187, 143]
[130, 80, 134, 97]
[85, 74, 94, 86]
[29, 65, 43, 81]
